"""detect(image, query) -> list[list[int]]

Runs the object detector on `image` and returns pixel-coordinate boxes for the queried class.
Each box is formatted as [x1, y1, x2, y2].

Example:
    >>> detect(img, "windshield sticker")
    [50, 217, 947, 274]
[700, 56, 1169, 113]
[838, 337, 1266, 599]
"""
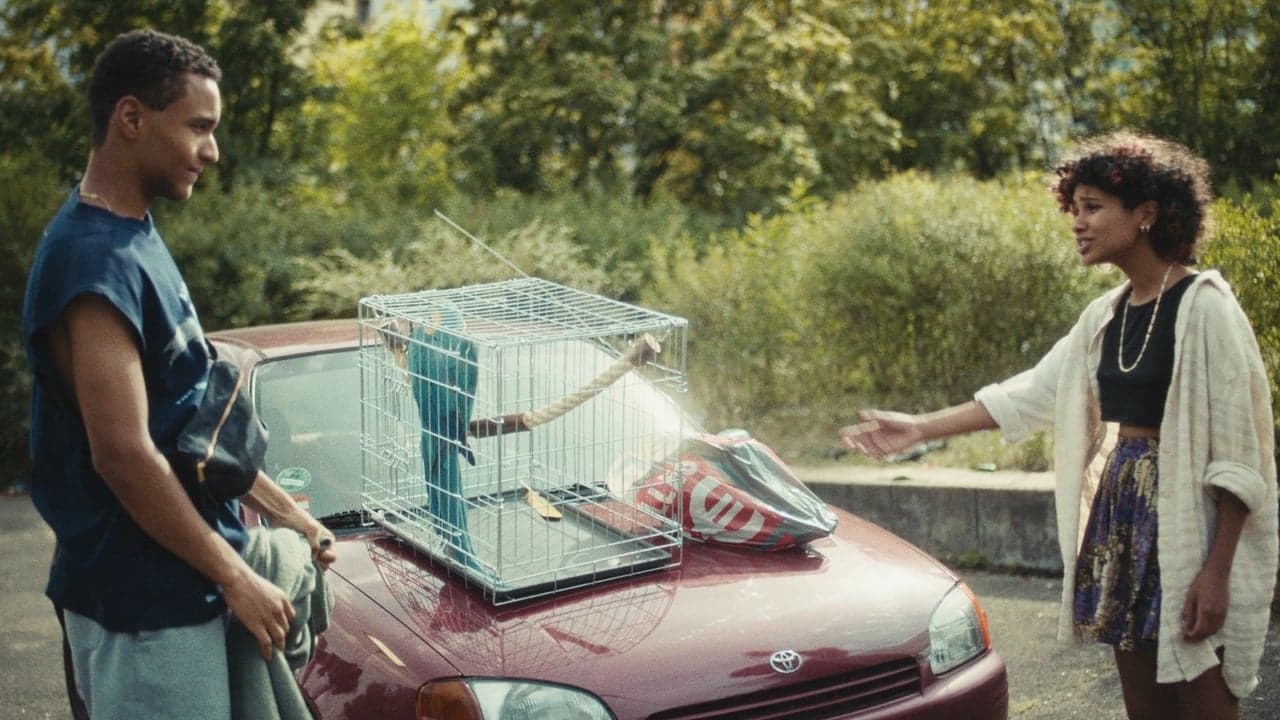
[276, 467, 313, 492]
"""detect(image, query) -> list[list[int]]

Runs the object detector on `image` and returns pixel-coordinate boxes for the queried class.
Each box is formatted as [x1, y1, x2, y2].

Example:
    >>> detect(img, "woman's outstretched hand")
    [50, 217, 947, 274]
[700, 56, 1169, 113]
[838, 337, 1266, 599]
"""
[838, 410, 925, 459]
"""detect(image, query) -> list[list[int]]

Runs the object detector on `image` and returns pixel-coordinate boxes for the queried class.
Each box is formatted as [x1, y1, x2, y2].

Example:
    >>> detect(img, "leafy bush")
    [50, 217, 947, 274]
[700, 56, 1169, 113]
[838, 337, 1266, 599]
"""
[1199, 185, 1280, 609]
[648, 173, 1280, 469]
[1203, 192, 1280, 433]
[439, 189, 723, 301]
[290, 215, 610, 319]
[163, 182, 715, 328]
[647, 172, 1116, 462]
[645, 202, 826, 434]
[6, 169, 1277, 487]
[0, 153, 64, 490]
[159, 184, 421, 329]
[805, 172, 1114, 413]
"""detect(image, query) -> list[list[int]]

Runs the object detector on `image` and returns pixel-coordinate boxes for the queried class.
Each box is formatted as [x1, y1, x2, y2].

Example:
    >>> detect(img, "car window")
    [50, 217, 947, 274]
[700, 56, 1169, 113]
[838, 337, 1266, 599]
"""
[253, 342, 692, 524]
[254, 350, 364, 520]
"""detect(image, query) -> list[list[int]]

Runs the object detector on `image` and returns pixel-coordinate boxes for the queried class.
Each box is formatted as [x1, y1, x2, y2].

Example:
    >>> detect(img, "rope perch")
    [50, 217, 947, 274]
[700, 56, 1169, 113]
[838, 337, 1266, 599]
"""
[469, 334, 662, 437]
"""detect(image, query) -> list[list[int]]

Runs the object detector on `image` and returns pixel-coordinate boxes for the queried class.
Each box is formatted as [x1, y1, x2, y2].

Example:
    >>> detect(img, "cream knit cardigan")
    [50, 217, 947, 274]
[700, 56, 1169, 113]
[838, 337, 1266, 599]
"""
[975, 270, 1277, 698]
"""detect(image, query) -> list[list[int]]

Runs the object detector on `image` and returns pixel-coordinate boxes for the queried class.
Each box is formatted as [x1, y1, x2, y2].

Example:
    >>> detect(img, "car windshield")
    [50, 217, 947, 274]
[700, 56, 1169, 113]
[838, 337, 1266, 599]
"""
[254, 350, 365, 521]
[252, 345, 691, 525]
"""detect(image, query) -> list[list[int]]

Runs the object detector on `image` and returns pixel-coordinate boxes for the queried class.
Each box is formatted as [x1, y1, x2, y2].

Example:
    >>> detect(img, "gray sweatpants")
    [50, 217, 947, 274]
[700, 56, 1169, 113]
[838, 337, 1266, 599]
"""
[63, 609, 231, 720]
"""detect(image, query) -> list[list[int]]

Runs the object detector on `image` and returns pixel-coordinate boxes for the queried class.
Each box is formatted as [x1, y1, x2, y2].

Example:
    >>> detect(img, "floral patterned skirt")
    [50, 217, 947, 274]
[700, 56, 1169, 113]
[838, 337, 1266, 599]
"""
[1072, 437, 1162, 651]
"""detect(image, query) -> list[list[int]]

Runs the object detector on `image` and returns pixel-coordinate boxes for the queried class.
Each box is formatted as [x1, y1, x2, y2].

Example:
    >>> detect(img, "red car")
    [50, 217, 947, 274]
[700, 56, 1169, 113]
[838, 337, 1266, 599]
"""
[213, 319, 1009, 720]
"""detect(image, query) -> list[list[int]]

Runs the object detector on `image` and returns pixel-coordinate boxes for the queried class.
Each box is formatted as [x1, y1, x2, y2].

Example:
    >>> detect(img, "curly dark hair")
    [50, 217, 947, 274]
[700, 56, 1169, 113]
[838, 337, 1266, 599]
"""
[88, 29, 221, 147]
[1051, 131, 1213, 265]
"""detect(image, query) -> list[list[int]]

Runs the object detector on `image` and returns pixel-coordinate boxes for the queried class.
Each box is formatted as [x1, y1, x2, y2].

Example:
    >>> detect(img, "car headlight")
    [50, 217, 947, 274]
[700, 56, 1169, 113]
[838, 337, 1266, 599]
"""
[417, 678, 616, 720]
[927, 582, 991, 675]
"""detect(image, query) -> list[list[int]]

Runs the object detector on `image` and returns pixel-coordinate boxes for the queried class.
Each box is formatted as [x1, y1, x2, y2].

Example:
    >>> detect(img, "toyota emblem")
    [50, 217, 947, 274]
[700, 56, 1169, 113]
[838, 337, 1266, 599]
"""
[769, 649, 803, 674]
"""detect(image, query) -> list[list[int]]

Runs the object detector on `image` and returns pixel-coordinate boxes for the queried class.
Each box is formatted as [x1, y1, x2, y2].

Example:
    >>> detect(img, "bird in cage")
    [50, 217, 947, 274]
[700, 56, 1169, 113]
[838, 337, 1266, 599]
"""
[406, 303, 484, 572]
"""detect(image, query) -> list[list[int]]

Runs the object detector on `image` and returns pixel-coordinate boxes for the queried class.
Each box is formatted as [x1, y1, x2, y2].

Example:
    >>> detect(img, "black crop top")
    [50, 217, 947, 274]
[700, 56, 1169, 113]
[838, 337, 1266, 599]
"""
[1098, 274, 1196, 428]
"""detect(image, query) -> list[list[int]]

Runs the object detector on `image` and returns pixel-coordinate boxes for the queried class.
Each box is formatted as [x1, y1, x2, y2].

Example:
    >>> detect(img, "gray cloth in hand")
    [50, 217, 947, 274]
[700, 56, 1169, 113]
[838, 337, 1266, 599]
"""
[228, 527, 334, 720]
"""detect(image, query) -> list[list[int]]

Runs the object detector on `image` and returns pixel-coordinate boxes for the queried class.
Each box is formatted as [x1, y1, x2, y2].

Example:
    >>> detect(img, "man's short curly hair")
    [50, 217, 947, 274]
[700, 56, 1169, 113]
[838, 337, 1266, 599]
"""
[1051, 131, 1213, 265]
[88, 29, 221, 147]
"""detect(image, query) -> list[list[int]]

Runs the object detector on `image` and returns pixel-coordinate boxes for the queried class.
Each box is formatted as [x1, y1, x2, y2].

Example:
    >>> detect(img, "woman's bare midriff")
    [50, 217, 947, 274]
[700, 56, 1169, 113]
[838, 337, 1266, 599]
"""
[1117, 424, 1160, 439]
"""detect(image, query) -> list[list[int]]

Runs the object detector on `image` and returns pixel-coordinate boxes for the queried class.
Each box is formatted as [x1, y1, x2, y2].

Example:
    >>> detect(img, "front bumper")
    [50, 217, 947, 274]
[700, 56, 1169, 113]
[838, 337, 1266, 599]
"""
[851, 650, 1008, 720]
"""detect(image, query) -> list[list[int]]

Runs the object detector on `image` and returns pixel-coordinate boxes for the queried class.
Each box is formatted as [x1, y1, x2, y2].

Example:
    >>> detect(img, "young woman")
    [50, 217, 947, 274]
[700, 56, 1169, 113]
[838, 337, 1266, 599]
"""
[839, 132, 1276, 720]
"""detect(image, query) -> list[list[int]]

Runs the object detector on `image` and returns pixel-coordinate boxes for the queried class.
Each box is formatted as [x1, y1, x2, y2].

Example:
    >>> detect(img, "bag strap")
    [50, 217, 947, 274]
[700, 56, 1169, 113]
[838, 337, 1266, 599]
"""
[195, 362, 248, 487]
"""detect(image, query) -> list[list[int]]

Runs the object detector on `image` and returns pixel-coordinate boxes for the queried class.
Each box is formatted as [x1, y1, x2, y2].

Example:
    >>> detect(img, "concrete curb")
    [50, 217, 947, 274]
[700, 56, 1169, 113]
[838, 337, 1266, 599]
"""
[796, 464, 1063, 574]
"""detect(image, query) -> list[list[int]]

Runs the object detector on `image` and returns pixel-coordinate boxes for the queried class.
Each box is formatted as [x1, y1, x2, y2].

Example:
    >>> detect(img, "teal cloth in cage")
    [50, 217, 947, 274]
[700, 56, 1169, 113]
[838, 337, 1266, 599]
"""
[407, 306, 482, 571]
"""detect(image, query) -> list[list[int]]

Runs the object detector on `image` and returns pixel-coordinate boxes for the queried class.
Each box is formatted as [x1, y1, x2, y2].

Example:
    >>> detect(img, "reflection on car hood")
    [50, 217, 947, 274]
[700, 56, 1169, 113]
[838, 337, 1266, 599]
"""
[332, 507, 958, 713]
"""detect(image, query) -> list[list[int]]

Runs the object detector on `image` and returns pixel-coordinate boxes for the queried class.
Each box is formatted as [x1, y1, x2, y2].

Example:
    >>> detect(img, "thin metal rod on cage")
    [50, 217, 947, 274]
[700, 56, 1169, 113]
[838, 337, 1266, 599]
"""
[433, 209, 529, 279]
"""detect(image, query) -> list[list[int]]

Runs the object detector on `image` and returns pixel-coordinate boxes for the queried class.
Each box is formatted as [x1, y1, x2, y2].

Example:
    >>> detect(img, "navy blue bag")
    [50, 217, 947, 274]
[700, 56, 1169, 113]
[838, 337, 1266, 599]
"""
[170, 355, 267, 502]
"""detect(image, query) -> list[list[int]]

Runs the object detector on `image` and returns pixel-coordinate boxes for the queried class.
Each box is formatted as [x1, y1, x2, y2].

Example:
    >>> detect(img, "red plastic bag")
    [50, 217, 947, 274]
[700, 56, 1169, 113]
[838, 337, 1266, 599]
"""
[635, 431, 837, 550]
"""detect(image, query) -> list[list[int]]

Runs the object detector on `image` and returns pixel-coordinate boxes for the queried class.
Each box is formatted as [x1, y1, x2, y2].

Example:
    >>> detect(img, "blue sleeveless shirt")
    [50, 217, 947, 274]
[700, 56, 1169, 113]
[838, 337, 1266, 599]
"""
[22, 189, 247, 632]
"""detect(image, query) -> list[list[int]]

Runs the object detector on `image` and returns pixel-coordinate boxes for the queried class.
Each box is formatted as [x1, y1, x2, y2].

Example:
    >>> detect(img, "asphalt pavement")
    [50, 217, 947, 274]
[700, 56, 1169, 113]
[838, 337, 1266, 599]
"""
[963, 570, 1280, 719]
[1, 494, 71, 720]
[1, 495, 1277, 719]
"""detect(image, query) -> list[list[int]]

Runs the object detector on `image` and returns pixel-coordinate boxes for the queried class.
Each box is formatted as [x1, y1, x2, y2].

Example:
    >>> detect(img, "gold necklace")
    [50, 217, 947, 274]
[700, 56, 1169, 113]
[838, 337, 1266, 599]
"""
[1117, 263, 1175, 373]
[78, 186, 115, 214]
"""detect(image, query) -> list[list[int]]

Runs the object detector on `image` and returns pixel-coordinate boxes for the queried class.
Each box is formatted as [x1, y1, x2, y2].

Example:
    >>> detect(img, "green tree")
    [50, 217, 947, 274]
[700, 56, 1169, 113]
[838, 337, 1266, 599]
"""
[0, 17, 86, 179]
[1048, 0, 1132, 138]
[0, 0, 326, 186]
[872, 0, 1071, 176]
[1109, 0, 1271, 189]
[295, 12, 462, 207]
[1249, 5, 1280, 182]
[204, 0, 326, 187]
[449, 0, 900, 217]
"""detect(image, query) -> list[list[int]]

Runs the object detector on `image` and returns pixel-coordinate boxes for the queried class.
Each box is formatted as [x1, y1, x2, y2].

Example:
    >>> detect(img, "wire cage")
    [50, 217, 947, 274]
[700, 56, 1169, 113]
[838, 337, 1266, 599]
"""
[358, 277, 689, 604]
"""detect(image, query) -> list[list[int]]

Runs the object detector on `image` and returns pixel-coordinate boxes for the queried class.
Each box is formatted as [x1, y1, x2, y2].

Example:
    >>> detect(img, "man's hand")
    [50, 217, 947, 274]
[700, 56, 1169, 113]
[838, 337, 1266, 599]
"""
[241, 471, 336, 569]
[301, 518, 337, 570]
[223, 567, 296, 661]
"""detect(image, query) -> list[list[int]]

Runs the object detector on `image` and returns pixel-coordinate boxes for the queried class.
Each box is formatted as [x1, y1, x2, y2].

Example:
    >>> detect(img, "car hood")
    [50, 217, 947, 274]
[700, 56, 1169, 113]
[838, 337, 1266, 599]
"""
[332, 508, 958, 709]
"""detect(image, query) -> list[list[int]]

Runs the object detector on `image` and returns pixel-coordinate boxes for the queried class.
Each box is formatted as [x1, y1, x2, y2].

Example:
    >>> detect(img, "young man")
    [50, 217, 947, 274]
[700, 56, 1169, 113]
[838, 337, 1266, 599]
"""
[22, 29, 334, 720]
